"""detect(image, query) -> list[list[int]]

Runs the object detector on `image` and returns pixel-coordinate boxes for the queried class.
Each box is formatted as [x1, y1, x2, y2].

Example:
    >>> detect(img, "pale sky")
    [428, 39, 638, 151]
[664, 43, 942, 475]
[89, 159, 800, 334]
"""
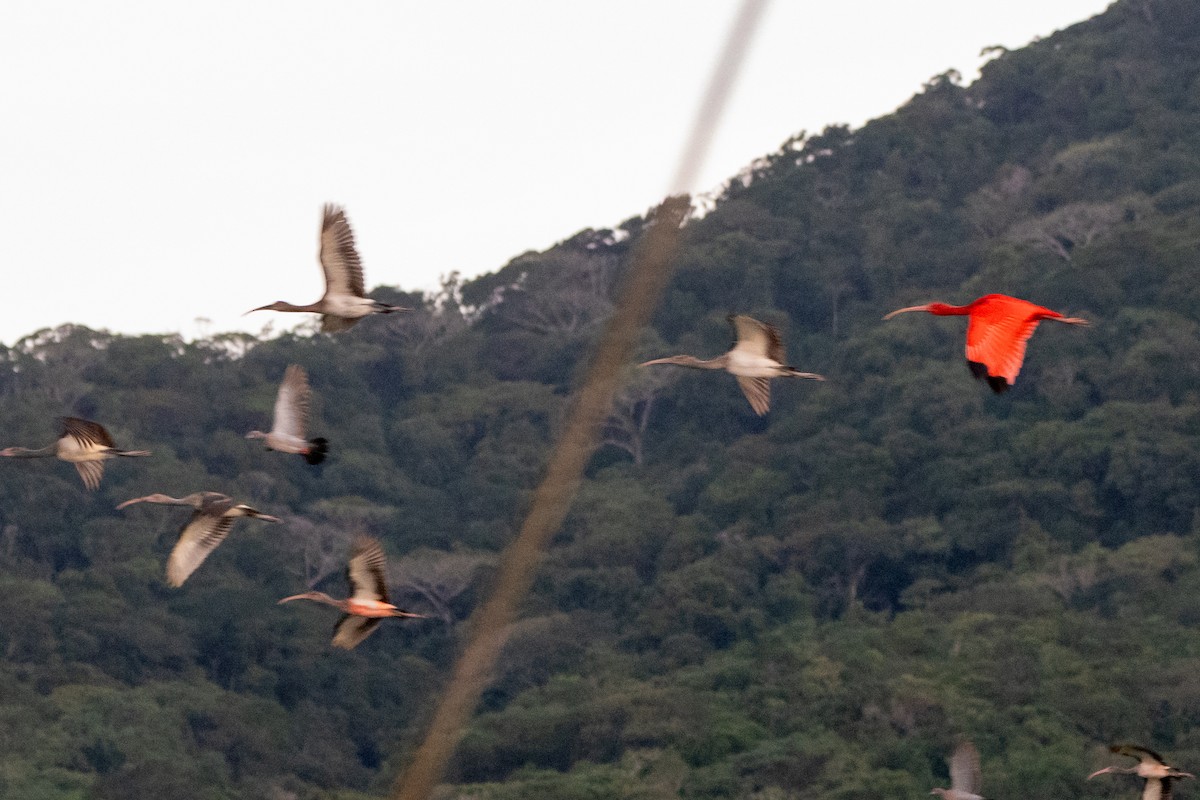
[0, 1, 1113, 346]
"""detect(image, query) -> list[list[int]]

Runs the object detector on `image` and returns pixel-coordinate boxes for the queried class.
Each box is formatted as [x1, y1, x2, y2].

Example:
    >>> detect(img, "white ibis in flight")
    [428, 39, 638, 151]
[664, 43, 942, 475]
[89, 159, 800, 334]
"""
[930, 740, 986, 800]
[639, 314, 824, 415]
[245, 365, 328, 464]
[248, 204, 408, 332]
[117, 491, 281, 587]
[0, 417, 150, 490]
[278, 536, 426, 649]
[1088, 744, 1194, 800]
[883, 293, 1088, 393]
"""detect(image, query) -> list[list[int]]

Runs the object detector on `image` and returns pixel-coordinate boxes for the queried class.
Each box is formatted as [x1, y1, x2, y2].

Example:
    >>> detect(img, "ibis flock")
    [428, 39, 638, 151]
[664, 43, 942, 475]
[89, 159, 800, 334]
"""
[0, 203, 1169, 792]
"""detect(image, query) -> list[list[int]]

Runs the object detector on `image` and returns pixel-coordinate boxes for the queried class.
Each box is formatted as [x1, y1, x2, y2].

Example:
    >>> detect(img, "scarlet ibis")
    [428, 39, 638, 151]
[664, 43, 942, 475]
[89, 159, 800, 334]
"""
[278, 536, 426, 649]
[117, 492, 281, 587]
[639, 314, 824, 415]
[883, 293, 1088, 393]
[248, 204, 408, 332]
[930, 740, 985, 800]
[0, 417, 150, 490]
[245, 365, 328, 464]
[1088, 744, 1194, 800]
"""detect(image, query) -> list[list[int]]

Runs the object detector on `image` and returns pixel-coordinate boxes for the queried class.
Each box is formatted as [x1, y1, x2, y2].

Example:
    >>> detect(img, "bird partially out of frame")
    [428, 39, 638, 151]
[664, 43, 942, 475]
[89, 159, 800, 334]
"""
[1088, 744, 1194, 800]
[930, 740, 986, 800]
[0, 417, 150, 490]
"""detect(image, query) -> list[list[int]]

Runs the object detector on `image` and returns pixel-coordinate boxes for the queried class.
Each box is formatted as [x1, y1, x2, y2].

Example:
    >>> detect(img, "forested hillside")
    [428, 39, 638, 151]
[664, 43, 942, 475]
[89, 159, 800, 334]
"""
[6, 1, 1200, 797]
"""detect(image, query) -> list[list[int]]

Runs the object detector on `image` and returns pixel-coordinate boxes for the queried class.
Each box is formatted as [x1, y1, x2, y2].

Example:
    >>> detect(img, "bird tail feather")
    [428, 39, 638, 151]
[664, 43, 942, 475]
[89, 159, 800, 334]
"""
[305, 438, 329, 465]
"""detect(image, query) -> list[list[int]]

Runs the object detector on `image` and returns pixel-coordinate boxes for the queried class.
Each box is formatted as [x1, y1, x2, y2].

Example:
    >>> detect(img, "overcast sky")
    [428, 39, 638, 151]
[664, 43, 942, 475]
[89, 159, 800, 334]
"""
[0, 1, 1113, 345]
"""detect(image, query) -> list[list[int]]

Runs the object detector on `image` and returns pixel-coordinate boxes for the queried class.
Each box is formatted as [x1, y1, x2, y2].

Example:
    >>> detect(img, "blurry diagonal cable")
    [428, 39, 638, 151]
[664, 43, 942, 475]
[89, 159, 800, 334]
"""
[392, 3, 769, 798]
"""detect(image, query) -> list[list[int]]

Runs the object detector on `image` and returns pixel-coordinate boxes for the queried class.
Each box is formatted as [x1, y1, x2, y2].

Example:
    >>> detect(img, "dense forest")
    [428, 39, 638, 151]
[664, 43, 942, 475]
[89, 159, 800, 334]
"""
[6, 0, 1200, 797]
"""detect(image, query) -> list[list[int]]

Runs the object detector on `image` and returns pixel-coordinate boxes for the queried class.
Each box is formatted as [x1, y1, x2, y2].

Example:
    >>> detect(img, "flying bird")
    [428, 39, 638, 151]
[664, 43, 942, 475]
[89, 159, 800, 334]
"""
[245, 365, 328, 464]
[278, 536, 426, 649]
[248, 204, 408, 332]
[639, 314, 824, 415]
[0, 417, 150, 490]
[117, 492, 281, 587]
[883, 293, 1088, 393]
[1088, 744, 1194, 800]
[930, 740, 986, 800]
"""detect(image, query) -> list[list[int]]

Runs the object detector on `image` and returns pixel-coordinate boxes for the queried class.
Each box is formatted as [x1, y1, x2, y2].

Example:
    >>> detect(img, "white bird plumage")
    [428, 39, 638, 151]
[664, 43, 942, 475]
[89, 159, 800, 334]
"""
[248, 204, 408, 332]
[245, 365, 329, 464]
[639, 314, 824, 415]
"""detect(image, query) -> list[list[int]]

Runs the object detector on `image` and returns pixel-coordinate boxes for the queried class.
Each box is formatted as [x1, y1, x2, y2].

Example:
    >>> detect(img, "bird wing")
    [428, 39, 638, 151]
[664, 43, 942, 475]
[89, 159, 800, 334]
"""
[272, 365, 311, 439]
[320, 314, 361, 333]
[59, 417, 116, 449]
[166, 512, 236, 587]
[319, 204, 365, 299]
[1113, 744, 1169, 766]
[74, 461, 105, 491]
[735, 377, 771, 416]
[965, 297, 1046, 384]
[332, 614, 381, 649]
[949, 741, 983, 795]
[346, 537, 390, 604]
[729, 315, 783, 361]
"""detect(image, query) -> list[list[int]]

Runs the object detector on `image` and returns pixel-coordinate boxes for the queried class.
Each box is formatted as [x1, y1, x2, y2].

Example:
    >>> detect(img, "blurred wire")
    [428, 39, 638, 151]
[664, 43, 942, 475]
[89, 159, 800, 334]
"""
[391, 3, 769, 798]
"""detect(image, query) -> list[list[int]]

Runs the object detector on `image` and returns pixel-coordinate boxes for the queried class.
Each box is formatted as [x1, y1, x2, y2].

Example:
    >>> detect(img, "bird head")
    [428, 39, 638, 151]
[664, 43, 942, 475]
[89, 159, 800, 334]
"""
[245, 430, 267, 441]
[0, 447, 18, 457]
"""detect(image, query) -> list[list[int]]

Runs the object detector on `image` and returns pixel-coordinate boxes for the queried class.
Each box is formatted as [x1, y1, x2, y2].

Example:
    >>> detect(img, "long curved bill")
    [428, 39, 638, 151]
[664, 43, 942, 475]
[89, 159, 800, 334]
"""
[882, 304, 931, 320]
[244, 305, 273, 315]
[115, 496, 151, 510]
[1086, 767, 1115, 780]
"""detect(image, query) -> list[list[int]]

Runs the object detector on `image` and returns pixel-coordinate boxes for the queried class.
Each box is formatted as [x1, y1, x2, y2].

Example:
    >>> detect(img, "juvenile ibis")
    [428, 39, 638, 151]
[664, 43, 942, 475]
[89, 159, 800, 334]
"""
[931, 740, 986, 800]
[0, 417, 150, 490]
[883, 293, 1088, 393]
[245, 365, 329, 464]
[117, 492, 281, 587]
[278, 536, 426, 649]
[248, 204, 408, 332]
[1088, 744, 1194, 800]
[639, 314, 824, 415]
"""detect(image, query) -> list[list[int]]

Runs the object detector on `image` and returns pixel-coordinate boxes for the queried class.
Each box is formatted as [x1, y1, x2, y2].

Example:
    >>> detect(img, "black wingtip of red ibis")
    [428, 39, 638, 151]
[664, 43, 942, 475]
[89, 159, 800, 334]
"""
[967, 361, 1011, 393]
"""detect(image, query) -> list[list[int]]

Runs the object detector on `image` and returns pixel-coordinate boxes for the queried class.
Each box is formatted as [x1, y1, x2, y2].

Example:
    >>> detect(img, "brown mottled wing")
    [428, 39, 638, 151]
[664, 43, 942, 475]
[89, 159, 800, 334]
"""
[165, 512, 236, 587]
[949, 741, 982, 795]
[332, 614, 381, 649]
[346, 537, 390, 603]
[272, 365, 311, 439]
[74, 461, 105, 491]
[735, 377, 771, 416]
[319, 204, 365, 298]
[320, 314, 360, 333]
[59, 417, 116, 448]
[1112, 744, 1168, 766]
[729, 315, 784, 362]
